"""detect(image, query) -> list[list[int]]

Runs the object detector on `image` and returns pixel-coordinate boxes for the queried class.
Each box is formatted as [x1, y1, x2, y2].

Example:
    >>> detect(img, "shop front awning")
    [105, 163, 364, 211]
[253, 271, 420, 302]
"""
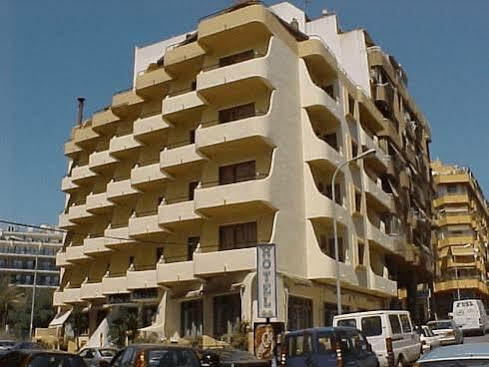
[48, 309, 72, 328]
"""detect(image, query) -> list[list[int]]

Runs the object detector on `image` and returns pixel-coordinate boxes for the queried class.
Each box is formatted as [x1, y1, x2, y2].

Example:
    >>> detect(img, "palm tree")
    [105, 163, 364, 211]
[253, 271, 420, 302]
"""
[0, 275, 26, 330]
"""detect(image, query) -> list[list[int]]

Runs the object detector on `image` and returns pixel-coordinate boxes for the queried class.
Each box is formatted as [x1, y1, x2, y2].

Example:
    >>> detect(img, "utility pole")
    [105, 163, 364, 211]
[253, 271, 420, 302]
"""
[29, 243, 40, 339]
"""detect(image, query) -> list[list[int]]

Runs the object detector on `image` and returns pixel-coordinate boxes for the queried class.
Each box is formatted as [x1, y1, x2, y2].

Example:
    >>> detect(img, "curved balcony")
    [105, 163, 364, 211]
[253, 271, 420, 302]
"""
[130, 163, 171, 191]
[104, 226, 135, 249]
[102, 274, 129, 295]
[128, 213, 167, 240]
[92, 108, 120, 133]
[302, 110, 342, 170]
[65, 141, 82, 159]
[162, 90, 206, 124]
[58, 213, 76, 230]
[164, 41, 205, 75]
[157, 261, 196, 286]
[366, 221, 400, 254]
[305, 172, 348, 226]
[109, 134, 142, 158]
[368, 270, 397, 297]
[195, 112, 275, 158]
[70, 165, 97, 184]
[433, 194, 470, 208]
[89, 150, 118, 173]
[359, 129, 390, 170]
[65, 245, 90, 263]
[436, 279, 487, 294]
[300, 62, 341, 121]
[306, 224, 357, 285]
[61, 176, 78, 193]
[72, 125, 100, 148]
[68, 203, 94, 224]
[127, 268, 158, 290]
[63, 287, 83, 305]
[435, 214, 473, 228]
[81, 281, 105, 300]
[111, 89, 144, 118]
[107, 178, 141, 203]
[158, 200, 202, 230]
[83, 236, 111, 257]
[86, 192, 114, 214]
[135, 67, 172, 99]
[194, 247, 256, 277]
[196, 38, 275, 105]
[160, 144, 207, 175]
[133, 114, 170, 142]
[56, 251, 70, 268]
[194, 176, 276, 218]
[298, 38, 338, 79]
[364, 174, 394, 213]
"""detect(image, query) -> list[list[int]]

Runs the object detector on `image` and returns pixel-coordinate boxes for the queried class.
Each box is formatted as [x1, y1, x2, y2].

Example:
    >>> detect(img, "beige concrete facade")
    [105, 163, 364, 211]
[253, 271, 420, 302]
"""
[55, 1, 434, 345]
[432, 160, 489, 317]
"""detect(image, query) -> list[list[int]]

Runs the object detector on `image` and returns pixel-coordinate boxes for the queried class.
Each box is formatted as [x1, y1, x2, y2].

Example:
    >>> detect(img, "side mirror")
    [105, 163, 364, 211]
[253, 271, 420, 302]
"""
[99, 361, 110, 367]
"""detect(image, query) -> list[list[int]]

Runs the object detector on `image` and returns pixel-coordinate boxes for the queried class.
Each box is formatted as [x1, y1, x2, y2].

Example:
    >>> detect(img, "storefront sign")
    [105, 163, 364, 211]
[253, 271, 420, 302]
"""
[257, 243, 277, 318]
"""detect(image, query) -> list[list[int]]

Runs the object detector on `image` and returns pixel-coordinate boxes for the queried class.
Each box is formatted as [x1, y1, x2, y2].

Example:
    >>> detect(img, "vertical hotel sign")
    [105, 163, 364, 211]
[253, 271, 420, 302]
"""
[257, 243, 277, 318]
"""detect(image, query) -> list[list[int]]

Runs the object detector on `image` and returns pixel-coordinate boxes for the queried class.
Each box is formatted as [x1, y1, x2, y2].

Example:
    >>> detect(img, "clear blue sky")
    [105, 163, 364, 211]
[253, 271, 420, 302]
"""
[1, 0, 488, 226]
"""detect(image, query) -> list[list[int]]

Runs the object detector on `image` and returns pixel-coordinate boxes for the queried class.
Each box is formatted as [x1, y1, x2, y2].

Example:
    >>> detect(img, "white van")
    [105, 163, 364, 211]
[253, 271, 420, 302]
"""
[451, 299, 489, 335]
[333, 310, 421, 367]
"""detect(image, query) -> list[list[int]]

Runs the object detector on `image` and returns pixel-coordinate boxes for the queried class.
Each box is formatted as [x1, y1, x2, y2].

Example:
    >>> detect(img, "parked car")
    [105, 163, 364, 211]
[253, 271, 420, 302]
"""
[102, 344, 200, 367]
[333, 310, 421, 367]
[427, 319, 463, 345]
[0, 340, 16, 351]
[79, 347, 118, 367]
[0, 349, 87, 367]
[200, 347, 269, 367]
[11, 341, 44, 350]
[417, 343, 489, 367]
[282, 326, 378, 367]
[450, 299, 489, 335]
[417, 326, 441, 354]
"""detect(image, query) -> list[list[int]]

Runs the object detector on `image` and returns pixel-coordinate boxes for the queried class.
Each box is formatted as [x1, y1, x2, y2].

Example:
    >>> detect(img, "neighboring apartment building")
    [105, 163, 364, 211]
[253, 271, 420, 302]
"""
[0, 225, 62, 288]
[432, 160, 489, 317]
[54, 1, 433, 345]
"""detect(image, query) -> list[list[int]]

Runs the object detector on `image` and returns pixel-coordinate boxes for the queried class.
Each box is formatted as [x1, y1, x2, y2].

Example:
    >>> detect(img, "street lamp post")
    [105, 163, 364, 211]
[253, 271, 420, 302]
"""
[29, 243, 41, 339]
[332, 148, 376, 316]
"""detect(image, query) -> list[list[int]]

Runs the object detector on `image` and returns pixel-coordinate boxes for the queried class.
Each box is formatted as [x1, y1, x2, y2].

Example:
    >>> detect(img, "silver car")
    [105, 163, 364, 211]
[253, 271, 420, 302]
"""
[418, 343, 489, 366]
[78, 347, 118, 367]
[427, 320, 464, 346]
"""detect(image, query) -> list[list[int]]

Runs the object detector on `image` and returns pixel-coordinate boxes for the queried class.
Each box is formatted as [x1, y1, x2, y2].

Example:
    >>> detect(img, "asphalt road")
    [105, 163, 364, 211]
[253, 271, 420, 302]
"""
[464, 333, 489, 344]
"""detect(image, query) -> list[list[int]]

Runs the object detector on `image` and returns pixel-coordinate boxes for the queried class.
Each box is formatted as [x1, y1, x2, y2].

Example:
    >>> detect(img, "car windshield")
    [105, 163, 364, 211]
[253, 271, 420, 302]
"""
[0, 341, 15, 346]
[147, 349, 199, 367]
[428, 322, 453, 330]
[421, 360, 489, 367]
[99, 349, 117, 357]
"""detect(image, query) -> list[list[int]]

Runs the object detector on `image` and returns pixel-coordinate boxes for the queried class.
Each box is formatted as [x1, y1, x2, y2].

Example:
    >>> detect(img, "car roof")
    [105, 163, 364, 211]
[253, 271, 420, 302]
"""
[420, 343, 489, 362]
[286, 326, 360, 336]
[15, 349, 77, 356]
[334, 310, 409, 318]
[125, 344, 194, 350]
[427, 319, 452, 323]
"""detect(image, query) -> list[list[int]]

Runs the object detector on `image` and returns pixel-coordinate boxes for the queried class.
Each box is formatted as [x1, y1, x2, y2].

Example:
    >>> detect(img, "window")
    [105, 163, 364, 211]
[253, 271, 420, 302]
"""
[325, 184, 342, 205]
[317, 333, 334, 354]
[358, 242, 365, 265]
[354, 191, 362, 213]
[219, 50, 255, 68]
[351, 140, 358, 158]
[323, 237, 344, 262]
[219, 161, 256, 185]
[399, 314, 412, 333]
[219, 222, 257, 250]
[219, 103, 255, 124]
[337, 319, 356, 328]
[323, 85, 335, 100]
[348, 94, 355, 116]
[361, 316, 382, 337]
[187, 237, 200, 261]
[189, 129, 196, 144]
[288, 296, 313, 331]
[188, 181, 199, 200]
[389, 314, 402, 334]
[287, 334, 313, 357]
[128, 256, 135, 266]
[156, 247, 164, 262]
[181, 299, 203, 337]
[447, 184, 458, 194]
[213, 294, 241, 338]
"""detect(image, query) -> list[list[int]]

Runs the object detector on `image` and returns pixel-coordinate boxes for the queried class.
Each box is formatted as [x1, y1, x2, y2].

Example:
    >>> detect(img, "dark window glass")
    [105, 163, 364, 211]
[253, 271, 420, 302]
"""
[324, 133, 338, 150]
[288, 296, 313, 331]
[219, 103, 255, 124]
[187, 237, 199, 261]
[361, 316, 382, 336]
[326, 237, 344, 262]
[219, 222, 257, 250]
[189, 129, 196, 144]
[181, 299, 203, 337]
[219, 50, 254, 68]
[287, 334, 313, 357]
[214, 294, 241, 338]
[337, 319, 357, 328]
[219, 161, 256, 185]
[188, 181, 199, 201]
[389, 314, 402, 334]
[399, 314, 412, 333]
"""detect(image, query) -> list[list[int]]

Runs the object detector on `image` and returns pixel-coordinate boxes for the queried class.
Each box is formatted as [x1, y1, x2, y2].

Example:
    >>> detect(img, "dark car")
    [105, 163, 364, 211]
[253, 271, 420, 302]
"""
[0, 349, 87, 367]
[282, 327, 378, 367]
[103, 344, 200, 367]
[200, 348, 269, 367]
[12, 341, 44, 350]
